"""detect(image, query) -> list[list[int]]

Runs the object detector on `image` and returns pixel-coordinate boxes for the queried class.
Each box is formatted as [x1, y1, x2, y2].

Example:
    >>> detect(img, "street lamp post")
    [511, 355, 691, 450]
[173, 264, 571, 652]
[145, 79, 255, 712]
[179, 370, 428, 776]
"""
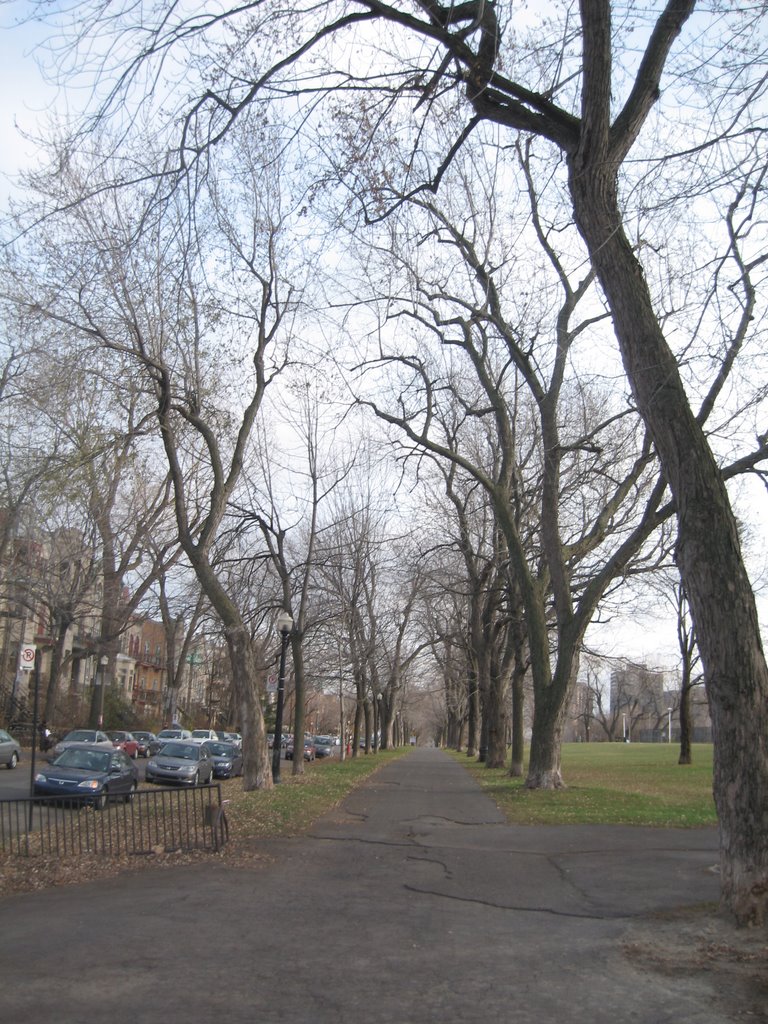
[97, 655, 109, 729]
[667, 707, 673, 744]
[271, 611, 293, 784]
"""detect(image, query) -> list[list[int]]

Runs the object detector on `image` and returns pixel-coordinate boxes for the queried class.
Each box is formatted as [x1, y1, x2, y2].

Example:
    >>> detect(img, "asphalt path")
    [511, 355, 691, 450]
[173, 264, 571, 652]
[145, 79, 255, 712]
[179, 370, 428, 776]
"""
[0, 747, 734, 1024]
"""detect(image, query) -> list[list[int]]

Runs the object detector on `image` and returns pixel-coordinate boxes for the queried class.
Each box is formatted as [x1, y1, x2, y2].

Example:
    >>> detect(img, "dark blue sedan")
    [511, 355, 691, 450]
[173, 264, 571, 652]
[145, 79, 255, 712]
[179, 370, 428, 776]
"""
[34, 743, 139, 809]
[204, 741, 243, 779]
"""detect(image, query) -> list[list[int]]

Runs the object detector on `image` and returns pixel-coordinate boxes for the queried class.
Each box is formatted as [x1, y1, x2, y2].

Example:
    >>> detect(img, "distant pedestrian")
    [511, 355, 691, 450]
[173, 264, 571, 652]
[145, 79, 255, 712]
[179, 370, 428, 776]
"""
[39, 721, 52, 752]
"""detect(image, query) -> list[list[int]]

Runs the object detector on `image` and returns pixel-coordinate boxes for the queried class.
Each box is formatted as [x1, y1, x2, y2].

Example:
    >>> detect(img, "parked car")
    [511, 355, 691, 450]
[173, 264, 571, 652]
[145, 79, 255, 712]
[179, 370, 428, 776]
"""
[0, 728, 21, 769]
[53, 729, 114, 758]
[224, 732, 242, 749]
[313, 736, 336, 758]
[285, 737, 316, 761]
[145, 740, 214, 786]
[131, 731, 156, 757]
[33, 743, 138, 809]
[204, 741, 243, 779]
[108, 730, 140, 759]
[148, 728, 192, 755]
[190, 728, 219, 744]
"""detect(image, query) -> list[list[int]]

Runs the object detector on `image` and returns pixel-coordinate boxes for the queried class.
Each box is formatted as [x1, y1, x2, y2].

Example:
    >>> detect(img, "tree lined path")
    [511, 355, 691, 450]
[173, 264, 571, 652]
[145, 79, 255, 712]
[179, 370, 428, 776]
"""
[2, 749, 758, 1023]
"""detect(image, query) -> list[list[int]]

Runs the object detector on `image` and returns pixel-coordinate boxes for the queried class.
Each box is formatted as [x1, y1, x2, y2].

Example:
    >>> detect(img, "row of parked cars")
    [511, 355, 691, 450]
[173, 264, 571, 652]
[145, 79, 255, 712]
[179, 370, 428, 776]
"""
[30, 727, 245, 808]
[285, 735, 339, 761]
[48, 727, 243, 760]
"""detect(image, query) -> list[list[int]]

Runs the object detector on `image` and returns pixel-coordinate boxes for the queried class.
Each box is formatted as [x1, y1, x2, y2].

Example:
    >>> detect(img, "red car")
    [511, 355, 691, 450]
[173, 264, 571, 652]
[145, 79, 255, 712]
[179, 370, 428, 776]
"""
[108, 731, 140, 759]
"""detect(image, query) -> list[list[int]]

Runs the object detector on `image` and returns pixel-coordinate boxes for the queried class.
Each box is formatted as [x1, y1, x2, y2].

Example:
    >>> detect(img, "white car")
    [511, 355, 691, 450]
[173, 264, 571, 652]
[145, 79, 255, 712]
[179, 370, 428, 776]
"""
[189, 728, 219, 743]
[149, 728, 192, 754]
[53, 729, 114, 757]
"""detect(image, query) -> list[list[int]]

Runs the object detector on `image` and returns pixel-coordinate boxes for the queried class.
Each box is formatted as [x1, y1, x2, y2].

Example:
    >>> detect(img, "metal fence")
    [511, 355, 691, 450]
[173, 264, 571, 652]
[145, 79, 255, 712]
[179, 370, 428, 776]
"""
[0, 785, 229, 858]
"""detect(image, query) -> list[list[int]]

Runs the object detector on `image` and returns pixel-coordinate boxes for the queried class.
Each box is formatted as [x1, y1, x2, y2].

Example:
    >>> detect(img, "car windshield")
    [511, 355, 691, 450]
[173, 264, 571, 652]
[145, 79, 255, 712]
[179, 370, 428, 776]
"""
[55, 749, 111, 772]
[191, 731, 210, 738]
[158, 731, 182, 740]
[207, 743, 234, 756]
[63, 730, 97, 743]
[158, 742, 199, 760]
[108, 732, 126, 741]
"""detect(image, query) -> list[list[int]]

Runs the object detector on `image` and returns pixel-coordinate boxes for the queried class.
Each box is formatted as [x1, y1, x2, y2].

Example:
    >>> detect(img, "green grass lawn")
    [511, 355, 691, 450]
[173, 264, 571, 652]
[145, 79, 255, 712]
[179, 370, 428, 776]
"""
[451, 743, 717, 827]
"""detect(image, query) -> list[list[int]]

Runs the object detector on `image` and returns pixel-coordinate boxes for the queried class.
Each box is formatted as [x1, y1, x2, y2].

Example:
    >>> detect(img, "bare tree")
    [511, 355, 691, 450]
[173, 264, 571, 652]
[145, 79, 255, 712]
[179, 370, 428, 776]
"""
[12, 0, 768, 922]
[352, 178, 672, 789]
[674, 584, 704, 767]
[6, 153, 302, 787]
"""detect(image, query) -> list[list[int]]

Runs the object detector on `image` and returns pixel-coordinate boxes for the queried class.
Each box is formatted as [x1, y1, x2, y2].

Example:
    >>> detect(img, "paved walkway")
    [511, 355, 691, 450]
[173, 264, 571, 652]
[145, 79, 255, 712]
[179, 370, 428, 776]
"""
[0, 747, 740, 1023]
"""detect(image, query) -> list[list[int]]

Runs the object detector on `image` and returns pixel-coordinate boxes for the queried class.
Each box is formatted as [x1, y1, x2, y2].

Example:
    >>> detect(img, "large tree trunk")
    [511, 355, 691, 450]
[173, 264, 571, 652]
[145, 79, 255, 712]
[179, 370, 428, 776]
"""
[678, 681, 693, 766]
[290, 634, 306, 776]
[44, 614, 71, 724]
[466, 672, 479, 757]
[485, 668, 509, 769]
[226, 625, 272, 790]
[569, 158, 768, 927]
[509, 659, 526, 777]
[526, 682, 567, 789]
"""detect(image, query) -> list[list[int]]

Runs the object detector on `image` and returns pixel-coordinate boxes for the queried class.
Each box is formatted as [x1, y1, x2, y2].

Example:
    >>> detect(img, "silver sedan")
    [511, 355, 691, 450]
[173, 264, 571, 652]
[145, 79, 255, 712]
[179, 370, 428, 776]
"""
[145, 741, 214, 786]
[0, 729, 21, 769]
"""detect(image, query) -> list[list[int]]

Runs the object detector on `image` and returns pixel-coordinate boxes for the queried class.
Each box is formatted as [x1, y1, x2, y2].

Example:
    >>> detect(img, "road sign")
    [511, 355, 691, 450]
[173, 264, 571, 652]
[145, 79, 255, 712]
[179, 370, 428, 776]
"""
[20, 645, 36, 670]
[266, 675, 277, 694]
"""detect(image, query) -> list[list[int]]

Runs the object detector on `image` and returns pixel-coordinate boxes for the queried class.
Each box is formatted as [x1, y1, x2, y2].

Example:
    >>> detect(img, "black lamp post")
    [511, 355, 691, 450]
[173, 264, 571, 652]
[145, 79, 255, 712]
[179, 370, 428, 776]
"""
[271, 610, 293, 784]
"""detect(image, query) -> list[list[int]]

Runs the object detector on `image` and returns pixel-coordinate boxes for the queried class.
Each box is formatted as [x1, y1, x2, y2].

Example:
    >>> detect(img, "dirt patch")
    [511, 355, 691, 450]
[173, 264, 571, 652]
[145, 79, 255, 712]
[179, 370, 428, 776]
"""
[0, 838, 270, 898]
[623, 906, 768, 1022]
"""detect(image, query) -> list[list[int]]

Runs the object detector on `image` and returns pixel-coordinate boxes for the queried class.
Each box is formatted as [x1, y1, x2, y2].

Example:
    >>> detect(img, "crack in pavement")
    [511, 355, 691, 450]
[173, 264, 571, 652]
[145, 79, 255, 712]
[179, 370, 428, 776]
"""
[309, 834, 416, 850]
[404, 814, 506, 828]
[401, 884, 637, 921]
[405, 852, 453, 878]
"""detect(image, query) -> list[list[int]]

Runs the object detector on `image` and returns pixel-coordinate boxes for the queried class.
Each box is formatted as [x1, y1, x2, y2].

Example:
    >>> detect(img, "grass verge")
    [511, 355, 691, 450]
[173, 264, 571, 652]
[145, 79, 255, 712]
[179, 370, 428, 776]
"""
[451, 742, 717, 827]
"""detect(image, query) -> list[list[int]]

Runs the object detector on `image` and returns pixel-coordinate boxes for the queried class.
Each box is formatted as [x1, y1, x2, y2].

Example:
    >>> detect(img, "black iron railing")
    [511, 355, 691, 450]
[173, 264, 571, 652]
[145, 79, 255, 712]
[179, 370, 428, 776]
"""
[0, 785, 229, 858]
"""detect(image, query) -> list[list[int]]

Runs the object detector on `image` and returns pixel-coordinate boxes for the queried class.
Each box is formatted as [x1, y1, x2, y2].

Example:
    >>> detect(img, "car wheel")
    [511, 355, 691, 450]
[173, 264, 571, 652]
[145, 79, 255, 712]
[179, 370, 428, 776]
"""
[94, 789, 108, 811]
[7, 752, 18, 769]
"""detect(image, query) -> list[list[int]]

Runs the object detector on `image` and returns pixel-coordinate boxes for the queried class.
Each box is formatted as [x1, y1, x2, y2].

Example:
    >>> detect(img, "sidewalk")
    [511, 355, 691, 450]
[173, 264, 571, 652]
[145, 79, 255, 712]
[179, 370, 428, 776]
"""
[0, 747, 762, 1023]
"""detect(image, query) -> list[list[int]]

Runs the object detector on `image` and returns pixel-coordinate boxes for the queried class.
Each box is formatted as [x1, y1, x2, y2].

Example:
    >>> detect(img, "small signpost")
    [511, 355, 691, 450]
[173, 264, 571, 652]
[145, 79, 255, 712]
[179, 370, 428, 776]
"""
[20, 645, 36, 671]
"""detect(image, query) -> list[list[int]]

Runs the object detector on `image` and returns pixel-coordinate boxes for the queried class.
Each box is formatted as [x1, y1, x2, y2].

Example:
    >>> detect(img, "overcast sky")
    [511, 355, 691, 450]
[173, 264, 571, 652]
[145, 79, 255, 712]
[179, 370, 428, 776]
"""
[0, 6, 61, 204]
[1, 4, 765, 678]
